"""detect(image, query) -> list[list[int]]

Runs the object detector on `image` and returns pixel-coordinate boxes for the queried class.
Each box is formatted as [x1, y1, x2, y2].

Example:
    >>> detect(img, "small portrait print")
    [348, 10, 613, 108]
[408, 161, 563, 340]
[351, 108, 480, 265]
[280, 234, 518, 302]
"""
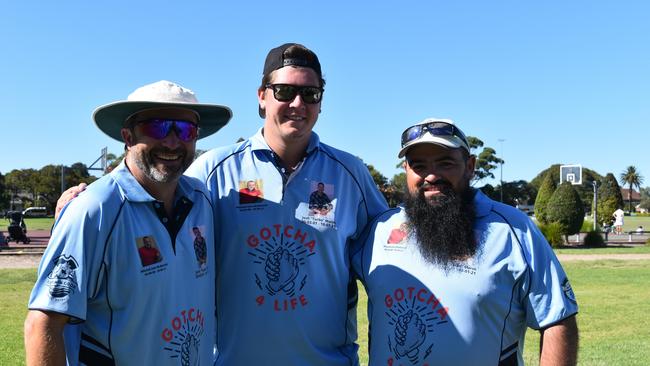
[387, 223, 409, 244]
[192, 226, 207, 267]
[308, 182, 333, 216]
[239, 179, 264, 204]
[137, 235, 163, 267]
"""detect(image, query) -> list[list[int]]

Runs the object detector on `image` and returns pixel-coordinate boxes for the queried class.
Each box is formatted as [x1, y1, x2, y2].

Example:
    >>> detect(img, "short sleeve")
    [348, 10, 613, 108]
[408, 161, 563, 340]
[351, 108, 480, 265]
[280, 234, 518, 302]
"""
[522, 224, 579, 329]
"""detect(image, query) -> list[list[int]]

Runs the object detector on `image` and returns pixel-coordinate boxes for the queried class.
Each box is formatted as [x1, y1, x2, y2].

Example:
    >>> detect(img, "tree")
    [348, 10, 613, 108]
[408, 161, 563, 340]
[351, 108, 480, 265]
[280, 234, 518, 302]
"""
[620, 166, 644, 214]
[534, 173, 557, 225]
[0, 172, 8, 211]
[547, 181, 585, 241]
[467, 136, 504, 184]
[5, 169, 39, 209]
[640, 187, 650, 211]
[365, 164, 387, 188]
[640, 187, 650, 200]
[383, 172, 406, 208]
[597, 173, 624, 225]
[486, 180, 537, 207]
[107, 152, 125, 173]
[530, 164, 602, 212]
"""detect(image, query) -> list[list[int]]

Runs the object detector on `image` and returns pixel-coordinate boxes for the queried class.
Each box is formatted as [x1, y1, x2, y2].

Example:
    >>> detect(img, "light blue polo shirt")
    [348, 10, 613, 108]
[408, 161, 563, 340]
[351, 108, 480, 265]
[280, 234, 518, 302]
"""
[352, 189, 578, 366]
[28, 162, 216, 366]
[185, 129, 388, 365]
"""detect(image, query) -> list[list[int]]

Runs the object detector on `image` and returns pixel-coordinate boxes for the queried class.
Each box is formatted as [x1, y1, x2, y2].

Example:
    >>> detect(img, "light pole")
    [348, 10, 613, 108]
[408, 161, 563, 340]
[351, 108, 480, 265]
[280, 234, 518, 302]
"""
[592, 181, 598, 231]
[498, 138, 505, 202]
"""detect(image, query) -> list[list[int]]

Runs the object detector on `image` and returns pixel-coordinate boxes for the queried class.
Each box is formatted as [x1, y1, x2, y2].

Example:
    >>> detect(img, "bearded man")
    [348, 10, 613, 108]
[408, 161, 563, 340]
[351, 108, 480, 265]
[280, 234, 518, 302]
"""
[25, 80, 230, 365]
[353, 118, 579, 366]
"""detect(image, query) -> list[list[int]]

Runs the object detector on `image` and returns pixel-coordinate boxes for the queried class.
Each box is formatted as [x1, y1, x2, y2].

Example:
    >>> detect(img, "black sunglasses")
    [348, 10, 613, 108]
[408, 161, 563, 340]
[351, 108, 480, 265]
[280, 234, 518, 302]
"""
[265, 84, 323, 104]
[401, 122, 469, 150]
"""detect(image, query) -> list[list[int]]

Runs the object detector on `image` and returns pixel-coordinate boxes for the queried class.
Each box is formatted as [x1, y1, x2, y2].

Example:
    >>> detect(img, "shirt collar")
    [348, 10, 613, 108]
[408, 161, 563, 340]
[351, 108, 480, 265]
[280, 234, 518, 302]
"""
[110, 160, 192, 203]
[250, 127, 321, 155]
[472, 188, 494, 218]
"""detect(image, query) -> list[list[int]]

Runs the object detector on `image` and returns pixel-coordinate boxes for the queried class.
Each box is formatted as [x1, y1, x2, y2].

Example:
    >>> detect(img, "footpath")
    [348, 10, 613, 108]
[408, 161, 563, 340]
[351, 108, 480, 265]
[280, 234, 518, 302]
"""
[1, 230, 649, 269]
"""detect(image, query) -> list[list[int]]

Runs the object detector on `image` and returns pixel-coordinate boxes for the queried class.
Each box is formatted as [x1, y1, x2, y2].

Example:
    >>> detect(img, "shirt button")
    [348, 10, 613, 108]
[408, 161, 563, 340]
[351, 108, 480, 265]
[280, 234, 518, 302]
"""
[162, 217, 168, 223]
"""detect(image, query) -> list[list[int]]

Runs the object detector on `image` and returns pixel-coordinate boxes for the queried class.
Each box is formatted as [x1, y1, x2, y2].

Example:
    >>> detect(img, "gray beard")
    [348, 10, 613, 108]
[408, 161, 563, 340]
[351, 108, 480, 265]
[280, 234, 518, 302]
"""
[132, 146, 193, 184]
[403, 184, 478, 270]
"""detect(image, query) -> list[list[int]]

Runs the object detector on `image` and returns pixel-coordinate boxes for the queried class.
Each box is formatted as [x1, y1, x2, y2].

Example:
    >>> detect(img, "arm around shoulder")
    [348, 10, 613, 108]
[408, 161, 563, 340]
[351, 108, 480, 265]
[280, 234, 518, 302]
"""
[539, 315, 579, 366]
[24, 310, 70, 366]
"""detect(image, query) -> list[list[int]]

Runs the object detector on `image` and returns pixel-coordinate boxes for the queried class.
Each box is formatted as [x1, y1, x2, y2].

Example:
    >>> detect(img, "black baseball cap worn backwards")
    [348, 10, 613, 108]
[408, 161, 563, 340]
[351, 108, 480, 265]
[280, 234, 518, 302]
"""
[262, 43, 322, 79]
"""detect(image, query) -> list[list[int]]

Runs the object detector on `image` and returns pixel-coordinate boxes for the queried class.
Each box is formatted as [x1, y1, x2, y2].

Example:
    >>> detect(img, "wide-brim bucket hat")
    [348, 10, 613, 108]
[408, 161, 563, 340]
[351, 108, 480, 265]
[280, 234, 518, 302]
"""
[93, 80, 232, 141]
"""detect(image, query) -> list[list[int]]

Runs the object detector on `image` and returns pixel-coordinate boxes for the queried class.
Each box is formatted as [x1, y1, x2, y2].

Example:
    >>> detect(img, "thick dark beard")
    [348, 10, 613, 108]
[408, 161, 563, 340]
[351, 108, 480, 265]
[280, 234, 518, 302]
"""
[403, 183, 477, 269]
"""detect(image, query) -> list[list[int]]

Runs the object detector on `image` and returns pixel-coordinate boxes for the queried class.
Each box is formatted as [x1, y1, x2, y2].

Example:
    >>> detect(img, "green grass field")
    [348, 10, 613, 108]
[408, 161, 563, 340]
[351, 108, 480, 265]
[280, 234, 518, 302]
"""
[0, 269, 36, 365]
[5, 259, 650, 365]
[621, 215, 650, 233]
[1, 217, 54, 232]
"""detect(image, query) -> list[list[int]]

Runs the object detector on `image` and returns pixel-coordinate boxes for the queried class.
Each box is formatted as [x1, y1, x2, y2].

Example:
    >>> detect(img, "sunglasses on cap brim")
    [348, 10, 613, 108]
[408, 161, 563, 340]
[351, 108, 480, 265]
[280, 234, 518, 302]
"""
[265, 84, 323, 104]
[401, 122, 469, 150]
[134, 119, 199, 142]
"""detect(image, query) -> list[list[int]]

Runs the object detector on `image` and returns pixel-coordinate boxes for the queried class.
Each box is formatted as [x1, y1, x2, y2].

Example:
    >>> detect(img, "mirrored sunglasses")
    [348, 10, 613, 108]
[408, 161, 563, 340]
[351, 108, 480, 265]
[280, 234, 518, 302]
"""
[401, 122, 469, 149]
[265, 83, 323, 104]
[136, 119, 199, 142]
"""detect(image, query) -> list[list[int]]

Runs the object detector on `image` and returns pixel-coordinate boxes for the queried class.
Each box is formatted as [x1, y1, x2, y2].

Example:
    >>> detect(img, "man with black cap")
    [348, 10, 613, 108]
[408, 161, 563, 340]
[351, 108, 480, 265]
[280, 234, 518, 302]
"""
[352, 118, 579, 365]
[25, 81, 231, 365]
[185, 43, 388, 365]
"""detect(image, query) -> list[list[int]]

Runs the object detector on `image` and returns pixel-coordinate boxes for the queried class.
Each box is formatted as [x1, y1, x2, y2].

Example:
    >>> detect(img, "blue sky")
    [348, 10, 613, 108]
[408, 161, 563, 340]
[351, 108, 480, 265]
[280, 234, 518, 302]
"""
[2, 1, 648, 188]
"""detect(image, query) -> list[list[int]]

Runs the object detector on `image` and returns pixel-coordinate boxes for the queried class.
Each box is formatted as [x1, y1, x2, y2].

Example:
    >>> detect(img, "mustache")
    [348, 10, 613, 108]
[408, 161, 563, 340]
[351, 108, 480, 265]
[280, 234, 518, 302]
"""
[420, 180, 453, 192]
[149, 147, 187, 156]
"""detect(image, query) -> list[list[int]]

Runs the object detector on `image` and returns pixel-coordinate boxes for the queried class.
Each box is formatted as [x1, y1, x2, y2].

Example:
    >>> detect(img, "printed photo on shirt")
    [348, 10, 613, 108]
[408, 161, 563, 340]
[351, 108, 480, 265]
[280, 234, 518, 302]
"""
[238, 179, 264, 204]
[308, 182, 334, 216]
[136, 235, 163, 267]
[295, 181, 337, 230]
[384, 222, 409, 252]
[387, 223, 409, 244]
[191, 225, 208, 268]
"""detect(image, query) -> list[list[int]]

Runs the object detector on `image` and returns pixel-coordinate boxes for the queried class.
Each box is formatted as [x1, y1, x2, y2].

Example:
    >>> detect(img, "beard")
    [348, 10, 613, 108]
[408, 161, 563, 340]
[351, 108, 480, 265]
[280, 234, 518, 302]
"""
[403, 181, 477, 269]
[132, 145, 194, 184]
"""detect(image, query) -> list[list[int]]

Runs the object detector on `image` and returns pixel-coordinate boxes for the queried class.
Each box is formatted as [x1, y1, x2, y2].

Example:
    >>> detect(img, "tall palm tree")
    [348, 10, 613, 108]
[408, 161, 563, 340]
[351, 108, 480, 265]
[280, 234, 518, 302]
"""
[620, 166, 644, 214]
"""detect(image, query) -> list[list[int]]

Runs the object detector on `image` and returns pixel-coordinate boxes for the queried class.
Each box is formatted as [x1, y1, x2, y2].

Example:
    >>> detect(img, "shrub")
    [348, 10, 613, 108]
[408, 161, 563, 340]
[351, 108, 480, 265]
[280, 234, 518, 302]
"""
[547, 182, 585, 237]
[581, 219, 595, 232]
[583, 230, 606, 247]
[534, 173, 557, 225]
[540, 222, 564, 248]
[597, 173, 624, 221]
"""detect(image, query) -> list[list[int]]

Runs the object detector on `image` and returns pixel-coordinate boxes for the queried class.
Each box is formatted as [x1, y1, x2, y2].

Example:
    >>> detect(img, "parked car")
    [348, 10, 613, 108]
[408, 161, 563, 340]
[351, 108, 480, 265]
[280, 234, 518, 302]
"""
[22, 207, 48, 218]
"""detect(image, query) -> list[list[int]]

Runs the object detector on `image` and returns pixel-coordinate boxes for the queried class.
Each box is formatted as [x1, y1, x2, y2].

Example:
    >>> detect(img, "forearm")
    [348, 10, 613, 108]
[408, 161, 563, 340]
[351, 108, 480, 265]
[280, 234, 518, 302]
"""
[539, 315, 579, 366]
[24, 310, 68, 366]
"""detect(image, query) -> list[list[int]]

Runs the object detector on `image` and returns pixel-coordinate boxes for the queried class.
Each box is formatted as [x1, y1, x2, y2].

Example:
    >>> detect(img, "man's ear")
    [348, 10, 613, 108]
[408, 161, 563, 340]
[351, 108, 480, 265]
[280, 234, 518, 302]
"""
[466, 154, 477, 180]
[121, 128, 134, 147]
[257, 88, 266, 114]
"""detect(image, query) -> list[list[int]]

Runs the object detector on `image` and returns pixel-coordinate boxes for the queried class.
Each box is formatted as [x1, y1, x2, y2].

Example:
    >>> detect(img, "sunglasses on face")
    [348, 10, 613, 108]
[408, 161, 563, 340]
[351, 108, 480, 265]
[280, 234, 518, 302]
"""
[401, 122, 469, 149]
[265, 84, 323, 104]
[135, 119, 199, 142]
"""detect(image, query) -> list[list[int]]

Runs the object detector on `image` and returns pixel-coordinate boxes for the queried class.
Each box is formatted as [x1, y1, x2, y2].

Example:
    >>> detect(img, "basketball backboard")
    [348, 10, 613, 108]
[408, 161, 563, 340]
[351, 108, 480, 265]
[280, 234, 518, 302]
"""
[560, 164, 582, 185]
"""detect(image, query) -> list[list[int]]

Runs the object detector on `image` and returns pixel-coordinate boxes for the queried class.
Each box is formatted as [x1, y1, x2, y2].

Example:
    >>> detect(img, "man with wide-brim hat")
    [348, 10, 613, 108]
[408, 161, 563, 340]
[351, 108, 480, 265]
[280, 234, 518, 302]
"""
[25, 80, 231, 365]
